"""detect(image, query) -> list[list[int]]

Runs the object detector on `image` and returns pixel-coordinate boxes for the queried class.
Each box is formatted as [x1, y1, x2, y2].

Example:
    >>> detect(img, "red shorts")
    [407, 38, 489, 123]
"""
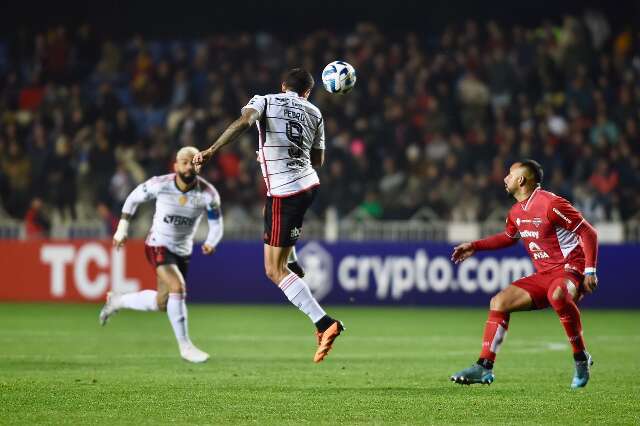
[144, 245, 190, 277]
[512, 268, 584, 310]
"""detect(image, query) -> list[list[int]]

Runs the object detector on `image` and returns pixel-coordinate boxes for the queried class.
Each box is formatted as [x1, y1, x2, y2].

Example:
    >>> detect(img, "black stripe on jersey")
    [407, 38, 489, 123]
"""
[264, 116, 316, 131]
[269, 171, 317, 190]
[264, 157, 300, 162]
[267, 102, 321, 120]
[265, 131, 286, 133]
[267, 168, 308, 177]
[262, 148, 311, 159]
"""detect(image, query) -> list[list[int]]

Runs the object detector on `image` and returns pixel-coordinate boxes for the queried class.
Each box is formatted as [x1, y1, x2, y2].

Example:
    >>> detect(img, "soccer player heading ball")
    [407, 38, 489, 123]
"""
[193, 68, 344, 363]
[450, 160, 598, 388]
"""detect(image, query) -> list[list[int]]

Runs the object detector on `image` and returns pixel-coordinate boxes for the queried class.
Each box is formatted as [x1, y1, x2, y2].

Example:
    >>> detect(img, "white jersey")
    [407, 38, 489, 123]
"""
[122, 174, 223, 257]
[242, 90, 325, 197]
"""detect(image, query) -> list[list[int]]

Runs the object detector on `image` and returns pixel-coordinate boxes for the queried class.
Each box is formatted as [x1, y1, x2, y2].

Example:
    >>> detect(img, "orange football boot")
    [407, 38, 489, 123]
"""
[313, 321, 344, 363]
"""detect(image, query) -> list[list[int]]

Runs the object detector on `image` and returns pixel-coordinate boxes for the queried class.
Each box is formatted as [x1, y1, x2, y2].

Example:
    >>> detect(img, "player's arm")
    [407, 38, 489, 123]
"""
[201, 192, 223, 256]
[311, 148, 324, 168]
[575, 220, 598, 293]
[193, 108, 260, 173]
[451, 216, 519, 264]
[113, 179, 159, 249]
[548, 197, 599, 293]
[311, 116, 325, 169]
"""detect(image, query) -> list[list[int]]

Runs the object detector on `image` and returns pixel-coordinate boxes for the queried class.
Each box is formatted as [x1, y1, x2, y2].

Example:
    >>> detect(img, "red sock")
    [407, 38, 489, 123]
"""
[479, 310, 510, 362]
[548, 283, 586, 354]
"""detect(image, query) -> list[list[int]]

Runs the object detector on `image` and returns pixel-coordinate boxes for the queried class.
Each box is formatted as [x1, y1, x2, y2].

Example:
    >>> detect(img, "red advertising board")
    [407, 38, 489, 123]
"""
[0, 240, 155, 302]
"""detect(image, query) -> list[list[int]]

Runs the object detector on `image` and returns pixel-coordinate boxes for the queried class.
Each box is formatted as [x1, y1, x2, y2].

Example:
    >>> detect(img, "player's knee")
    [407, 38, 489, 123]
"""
[490, 295, 507, 311]
[550, 285, 565, 302]
[264, 265, 280, 283]
[167, 280, 184, 294]
[157, 296, 168, 311]
[265, 261, 287, 284]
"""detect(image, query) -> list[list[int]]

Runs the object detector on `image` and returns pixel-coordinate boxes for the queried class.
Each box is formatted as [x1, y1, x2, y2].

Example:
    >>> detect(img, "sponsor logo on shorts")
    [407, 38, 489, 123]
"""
[290, 227, 301, 240]
[532, 217, 542, 227]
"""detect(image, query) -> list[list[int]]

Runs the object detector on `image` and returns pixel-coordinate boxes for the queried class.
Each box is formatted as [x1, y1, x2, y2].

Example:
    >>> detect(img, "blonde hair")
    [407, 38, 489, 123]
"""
[176, 146, 199, 160]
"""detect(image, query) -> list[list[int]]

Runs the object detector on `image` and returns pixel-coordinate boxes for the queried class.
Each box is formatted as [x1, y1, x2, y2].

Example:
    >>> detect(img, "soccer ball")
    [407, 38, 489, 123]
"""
[321, 61, 357, 94]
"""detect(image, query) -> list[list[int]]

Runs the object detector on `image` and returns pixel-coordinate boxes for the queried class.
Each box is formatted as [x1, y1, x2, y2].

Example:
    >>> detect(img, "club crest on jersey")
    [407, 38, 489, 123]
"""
[532, 217, 542, 227]
[178, 195, 188, 206]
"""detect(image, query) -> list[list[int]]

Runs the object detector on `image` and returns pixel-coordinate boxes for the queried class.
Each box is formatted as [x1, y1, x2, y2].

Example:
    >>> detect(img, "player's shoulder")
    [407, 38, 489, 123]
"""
[197, 176, 220, 199]
[296, 96, 322, 118]
[147, 173, 175, 187]
[538, 189, 570, 206]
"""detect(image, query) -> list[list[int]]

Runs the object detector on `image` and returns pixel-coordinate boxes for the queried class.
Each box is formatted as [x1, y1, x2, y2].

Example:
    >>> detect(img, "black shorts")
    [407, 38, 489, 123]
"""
[264, 187, 318, 247]
[144, 244, 190, 277]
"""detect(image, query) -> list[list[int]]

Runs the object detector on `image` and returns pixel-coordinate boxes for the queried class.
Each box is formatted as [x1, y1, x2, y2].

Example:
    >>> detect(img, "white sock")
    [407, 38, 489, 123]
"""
[167, 293, 190, 346]
[288, 247, 298, 263]
[279, 273, 326, 323]
[115, 290, 158, 311]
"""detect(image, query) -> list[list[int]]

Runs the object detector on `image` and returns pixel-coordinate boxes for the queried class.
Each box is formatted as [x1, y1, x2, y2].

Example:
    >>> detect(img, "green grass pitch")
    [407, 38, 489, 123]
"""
[1, 304, 638, 425]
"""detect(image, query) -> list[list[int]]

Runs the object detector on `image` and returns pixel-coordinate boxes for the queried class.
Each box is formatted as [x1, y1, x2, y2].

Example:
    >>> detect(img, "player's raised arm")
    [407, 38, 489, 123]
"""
[193, 108, 261, 173]
[113, 178, 160, 249]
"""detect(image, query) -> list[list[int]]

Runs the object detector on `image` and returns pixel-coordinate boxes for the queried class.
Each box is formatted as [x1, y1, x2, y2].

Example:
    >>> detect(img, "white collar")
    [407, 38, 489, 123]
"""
[522, 186, 540, 211]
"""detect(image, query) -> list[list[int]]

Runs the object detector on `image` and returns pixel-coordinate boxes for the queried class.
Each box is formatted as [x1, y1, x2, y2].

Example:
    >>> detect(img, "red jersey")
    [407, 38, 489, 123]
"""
[504, 188, 585, 274]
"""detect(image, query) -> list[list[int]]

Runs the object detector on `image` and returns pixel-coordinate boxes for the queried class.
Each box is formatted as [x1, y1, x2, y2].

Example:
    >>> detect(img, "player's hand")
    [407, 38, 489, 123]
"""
[193, 149, 213, 173]
[112, 235, 127, 250]
[582, 273, 598, 294]
[202, 244, 216, 255]
[451, 242, 475, 264]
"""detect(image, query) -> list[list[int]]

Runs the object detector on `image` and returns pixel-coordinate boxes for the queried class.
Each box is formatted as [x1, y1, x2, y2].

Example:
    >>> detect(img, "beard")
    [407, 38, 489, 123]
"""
[179, 172, 197, 185]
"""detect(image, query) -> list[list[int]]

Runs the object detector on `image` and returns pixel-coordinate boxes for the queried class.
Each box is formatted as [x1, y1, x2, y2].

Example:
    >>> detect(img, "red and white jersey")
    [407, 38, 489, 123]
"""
[122, 174, 222, 257]
[242, 90, 324, 197]
[504, 188, 585, 274]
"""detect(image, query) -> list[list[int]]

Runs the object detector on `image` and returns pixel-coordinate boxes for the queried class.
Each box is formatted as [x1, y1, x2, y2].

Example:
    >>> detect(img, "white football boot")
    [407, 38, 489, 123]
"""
[179, 342, 210, 363]
[99, 292, 120, 326]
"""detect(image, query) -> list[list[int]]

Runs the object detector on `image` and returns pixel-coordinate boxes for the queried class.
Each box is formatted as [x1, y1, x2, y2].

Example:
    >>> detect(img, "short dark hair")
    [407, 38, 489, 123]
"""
[283, 68, 314, 95]
[520, 159, 544, 185]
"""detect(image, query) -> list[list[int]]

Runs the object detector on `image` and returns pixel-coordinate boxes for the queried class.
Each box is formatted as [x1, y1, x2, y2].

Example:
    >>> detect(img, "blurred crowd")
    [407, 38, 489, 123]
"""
[1, 12, 639, 238]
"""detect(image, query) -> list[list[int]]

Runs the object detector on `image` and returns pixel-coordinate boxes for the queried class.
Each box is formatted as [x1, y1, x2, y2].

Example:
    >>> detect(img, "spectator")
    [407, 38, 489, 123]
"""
[24, 198, 50, 239]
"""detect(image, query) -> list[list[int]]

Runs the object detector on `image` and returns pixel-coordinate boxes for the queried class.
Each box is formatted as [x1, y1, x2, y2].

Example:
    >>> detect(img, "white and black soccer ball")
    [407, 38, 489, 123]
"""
[321, 61, 357, 94]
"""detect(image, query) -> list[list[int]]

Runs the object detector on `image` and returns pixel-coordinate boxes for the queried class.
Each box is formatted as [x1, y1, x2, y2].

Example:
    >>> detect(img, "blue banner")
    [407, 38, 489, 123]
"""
[187, 241, 639, 308]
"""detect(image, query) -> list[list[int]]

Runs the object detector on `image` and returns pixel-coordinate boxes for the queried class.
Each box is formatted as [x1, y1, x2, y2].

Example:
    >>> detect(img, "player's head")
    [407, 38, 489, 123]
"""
[174, 146, 199, 185]
[504, 159, 544, 195]
[281, 68, 314, 98]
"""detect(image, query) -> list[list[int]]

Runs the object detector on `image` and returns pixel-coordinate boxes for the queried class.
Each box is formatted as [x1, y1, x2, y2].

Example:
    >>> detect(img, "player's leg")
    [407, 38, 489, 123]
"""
[451, 281, 535, 385]
[264, 201, 304, 278]
[99, 245, 163, 325]
[156, 263, 209, 363]
[264, 243, 336, 330]
[546, 274, 592, 388]
[263, 191, 343, 362]
[287, 246, 305, 278]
